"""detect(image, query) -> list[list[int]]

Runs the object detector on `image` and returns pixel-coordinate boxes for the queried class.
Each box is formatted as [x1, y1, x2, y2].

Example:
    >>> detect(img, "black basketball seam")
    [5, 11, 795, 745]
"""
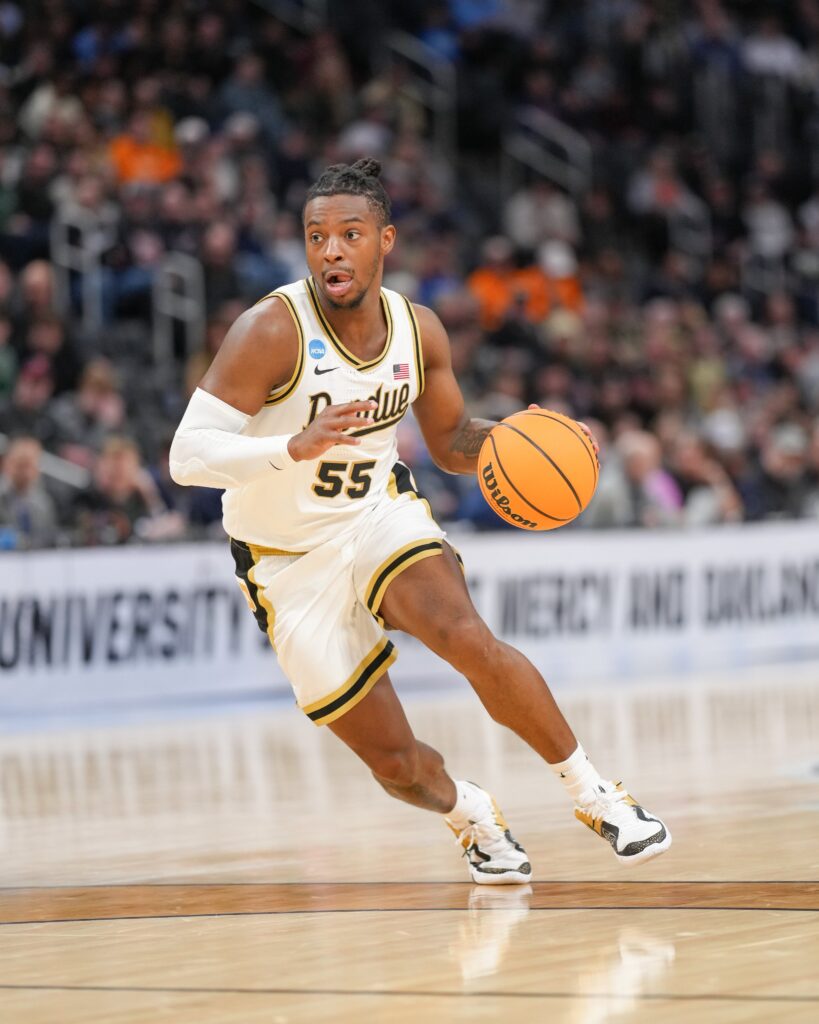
[495, 423, 583, 512]
[486, 434, 570, 523]
[517, 411, 599, 485]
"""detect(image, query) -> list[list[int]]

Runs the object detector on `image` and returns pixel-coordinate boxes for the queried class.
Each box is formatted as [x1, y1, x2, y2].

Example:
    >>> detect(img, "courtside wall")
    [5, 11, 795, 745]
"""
[2, 522, 819, 714]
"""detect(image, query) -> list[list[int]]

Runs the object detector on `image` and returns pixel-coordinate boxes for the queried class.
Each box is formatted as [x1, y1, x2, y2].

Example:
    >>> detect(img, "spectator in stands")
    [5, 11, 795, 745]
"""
[50, 357, 126, 467]
[804, 422, 819, 518]
[220, 52, 285, 145]
[201, 220, 244, 312]
[0, 314, 18, 399]
[157, 180, 199, 257]
[503, 179, 581, 250]
[741, 178, 795, 262]
[742, 423, 812, 520]
[744, 14, 806, 83]
[10, 259, 55, 334]
[103, 183, 165, 319]
[668, 430, 744, 526]
[0, 143, 56, 268]
[19, 69, 84, 141]
[0, 354, 60, 450]
[614, 430, 683, 529]
[0, 435, 58, 549]
[626, 147, 700, 260]
[71, 435, 168, 546]
[107, 110, 182, 186]
[23, 312, 81, 395]
[579, 186, 621, 262]
[468, 235, 551, 331]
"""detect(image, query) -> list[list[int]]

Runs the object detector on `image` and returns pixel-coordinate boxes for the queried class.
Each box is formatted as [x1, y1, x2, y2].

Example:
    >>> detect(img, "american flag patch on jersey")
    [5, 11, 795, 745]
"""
[393, 363, 409, 380]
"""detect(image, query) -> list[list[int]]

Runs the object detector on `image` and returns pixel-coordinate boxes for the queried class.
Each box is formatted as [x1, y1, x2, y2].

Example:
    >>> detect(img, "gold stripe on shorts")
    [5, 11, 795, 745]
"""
[230, 538, 279, 650]
[303, 636, 397, 725]
[365, 539, 444, 625]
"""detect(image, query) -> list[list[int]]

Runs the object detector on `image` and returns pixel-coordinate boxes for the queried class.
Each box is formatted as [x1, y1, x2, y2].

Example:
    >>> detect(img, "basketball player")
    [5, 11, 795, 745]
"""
[170, 160, 670, 882]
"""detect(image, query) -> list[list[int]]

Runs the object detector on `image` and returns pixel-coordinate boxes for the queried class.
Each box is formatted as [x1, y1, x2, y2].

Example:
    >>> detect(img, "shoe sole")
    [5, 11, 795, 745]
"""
[469, 866, 533, 885]
[614, 828, 673, 866]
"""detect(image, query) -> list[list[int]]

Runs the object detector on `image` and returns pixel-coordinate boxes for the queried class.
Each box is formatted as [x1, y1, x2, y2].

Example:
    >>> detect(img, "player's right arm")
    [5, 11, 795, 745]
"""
[169, 298, 375, 489]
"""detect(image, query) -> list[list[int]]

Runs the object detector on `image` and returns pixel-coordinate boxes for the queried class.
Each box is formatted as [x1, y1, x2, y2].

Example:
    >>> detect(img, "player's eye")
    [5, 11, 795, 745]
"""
[309, 233, 322, 244]
[346, 230, 360, 240]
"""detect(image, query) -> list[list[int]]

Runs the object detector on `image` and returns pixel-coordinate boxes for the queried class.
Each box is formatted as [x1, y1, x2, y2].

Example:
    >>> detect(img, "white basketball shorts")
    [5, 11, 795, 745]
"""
[230, 480, 447, 726]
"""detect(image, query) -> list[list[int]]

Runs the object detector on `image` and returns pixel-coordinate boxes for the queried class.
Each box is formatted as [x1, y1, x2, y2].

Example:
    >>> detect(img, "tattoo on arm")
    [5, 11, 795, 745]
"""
[449, 419, 494, 458]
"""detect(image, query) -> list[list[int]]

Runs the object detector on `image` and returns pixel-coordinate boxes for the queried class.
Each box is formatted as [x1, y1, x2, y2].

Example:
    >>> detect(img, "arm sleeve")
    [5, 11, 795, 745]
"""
[169, 387, 295, 489]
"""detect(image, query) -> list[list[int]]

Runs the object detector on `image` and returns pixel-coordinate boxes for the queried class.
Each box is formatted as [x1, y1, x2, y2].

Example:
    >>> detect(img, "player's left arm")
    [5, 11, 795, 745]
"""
[411, 305, 494, 475]
[411, 305, 599, 475]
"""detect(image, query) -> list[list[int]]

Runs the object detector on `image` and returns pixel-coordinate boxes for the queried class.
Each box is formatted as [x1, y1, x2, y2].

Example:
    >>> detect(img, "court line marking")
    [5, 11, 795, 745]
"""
[1, 907, 817, 927]
[1, 880, 815, 889]
[0, 984, 816, 1004]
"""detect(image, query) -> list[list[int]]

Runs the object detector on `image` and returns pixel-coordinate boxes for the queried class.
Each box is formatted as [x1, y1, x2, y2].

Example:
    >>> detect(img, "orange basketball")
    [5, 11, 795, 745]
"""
[477, 410, 598, 531]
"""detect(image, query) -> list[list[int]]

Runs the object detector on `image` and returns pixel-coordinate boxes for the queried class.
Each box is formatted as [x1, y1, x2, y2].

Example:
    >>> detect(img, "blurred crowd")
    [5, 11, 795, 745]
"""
[1, 0, 819, 549]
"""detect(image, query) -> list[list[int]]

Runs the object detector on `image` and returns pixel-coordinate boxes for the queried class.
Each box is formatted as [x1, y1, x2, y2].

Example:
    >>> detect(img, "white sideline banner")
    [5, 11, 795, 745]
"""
[2, 522, 819, 712]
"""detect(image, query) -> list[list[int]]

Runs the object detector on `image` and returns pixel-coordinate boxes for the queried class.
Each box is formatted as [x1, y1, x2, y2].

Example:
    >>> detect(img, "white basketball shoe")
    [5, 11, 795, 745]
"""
[575, 782, 671, 865]
[446, 783, 532, 884]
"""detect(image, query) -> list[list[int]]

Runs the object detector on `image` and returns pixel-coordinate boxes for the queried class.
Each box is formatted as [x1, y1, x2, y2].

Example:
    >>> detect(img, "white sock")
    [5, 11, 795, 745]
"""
[549, 744, 605, 804]
[446, 780, 491, 827]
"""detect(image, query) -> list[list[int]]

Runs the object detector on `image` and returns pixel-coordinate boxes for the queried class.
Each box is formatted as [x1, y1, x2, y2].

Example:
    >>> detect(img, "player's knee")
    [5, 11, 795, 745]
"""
[440, 615, 495, 675]
[370, 744, 421, 789]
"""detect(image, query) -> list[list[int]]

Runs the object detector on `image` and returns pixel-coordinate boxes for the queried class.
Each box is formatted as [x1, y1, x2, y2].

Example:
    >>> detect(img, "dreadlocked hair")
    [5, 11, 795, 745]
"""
[304, 158, 392, 226]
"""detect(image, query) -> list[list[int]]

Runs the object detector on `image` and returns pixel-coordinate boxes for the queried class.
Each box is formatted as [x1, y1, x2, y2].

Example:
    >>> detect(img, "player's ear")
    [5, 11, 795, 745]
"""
[381, 224, 396, 255]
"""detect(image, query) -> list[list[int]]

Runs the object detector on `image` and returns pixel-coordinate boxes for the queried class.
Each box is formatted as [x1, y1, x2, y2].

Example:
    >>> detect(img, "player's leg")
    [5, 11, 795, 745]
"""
[327, 672, 532, 884]
[379, 545, 578, 762]
[326, 669, 455, 812]
[377, 546, 671, 865]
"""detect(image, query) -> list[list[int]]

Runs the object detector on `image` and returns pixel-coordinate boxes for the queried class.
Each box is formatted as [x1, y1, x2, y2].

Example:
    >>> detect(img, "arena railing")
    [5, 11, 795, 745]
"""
[50, 208, 117, 336]
[385, 32, 457, 171]
[501, 106, 593, 201]
[152, 253, 206, 379]
[0, 433, 90, 490]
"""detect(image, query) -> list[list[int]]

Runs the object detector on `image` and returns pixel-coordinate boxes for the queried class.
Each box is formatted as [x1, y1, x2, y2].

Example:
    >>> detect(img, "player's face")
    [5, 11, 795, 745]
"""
[304, 195, 395, 310]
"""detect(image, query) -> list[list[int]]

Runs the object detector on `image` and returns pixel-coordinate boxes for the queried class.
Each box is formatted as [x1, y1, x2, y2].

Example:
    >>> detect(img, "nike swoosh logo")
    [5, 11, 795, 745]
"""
[314, 365, 338, 375]
[269, 461, 283, 471]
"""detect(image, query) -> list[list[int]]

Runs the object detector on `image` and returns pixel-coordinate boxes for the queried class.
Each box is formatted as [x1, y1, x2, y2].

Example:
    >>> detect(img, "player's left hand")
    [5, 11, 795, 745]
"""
[527, 404, 600, 460]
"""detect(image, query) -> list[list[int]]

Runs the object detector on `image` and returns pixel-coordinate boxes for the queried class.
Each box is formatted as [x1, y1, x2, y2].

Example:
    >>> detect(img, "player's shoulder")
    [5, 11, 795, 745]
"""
[408, 302, 448, 362]
[228, 285, 301, 344]
[408, 302, 446, 336]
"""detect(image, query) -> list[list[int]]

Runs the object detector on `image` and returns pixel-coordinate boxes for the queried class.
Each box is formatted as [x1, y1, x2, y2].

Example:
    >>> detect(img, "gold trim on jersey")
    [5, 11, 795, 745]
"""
[387, 462, 434, 521]
[305, 277, 394, 371]
[302, 636, 397, 725]
[402, 295, 425, 397]
[365, 539, 444, 626]
[264, 291, 305, 407]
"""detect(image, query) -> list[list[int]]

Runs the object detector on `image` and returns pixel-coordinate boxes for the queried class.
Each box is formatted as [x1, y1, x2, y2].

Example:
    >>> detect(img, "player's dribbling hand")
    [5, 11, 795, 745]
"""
[527, 404, 600, 461]
[287, 401, 378, 460]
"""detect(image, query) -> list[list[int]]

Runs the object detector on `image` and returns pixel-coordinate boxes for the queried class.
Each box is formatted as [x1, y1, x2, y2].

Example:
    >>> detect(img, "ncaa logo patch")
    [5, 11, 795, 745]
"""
[308, 339, 326, 360]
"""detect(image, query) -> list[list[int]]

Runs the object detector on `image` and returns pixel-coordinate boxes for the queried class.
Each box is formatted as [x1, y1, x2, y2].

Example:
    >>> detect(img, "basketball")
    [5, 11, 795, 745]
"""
[478, 410, 599, 531]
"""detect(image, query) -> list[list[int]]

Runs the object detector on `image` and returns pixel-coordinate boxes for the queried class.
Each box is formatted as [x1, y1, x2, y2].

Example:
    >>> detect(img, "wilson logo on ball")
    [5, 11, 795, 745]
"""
[480, 462, 537, 529]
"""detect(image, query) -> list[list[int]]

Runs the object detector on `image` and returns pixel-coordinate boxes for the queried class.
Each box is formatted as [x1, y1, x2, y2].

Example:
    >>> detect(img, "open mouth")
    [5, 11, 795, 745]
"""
[324, 271, 354, 298]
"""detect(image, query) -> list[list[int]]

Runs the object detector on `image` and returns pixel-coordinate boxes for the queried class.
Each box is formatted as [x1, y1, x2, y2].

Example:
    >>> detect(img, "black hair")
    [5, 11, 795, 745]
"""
[303, 158, 392, 226]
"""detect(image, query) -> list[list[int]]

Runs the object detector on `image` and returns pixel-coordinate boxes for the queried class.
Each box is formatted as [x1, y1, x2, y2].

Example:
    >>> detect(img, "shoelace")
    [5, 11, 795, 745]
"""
[579, 784, 629, 824]
[455, 815, 511, 858]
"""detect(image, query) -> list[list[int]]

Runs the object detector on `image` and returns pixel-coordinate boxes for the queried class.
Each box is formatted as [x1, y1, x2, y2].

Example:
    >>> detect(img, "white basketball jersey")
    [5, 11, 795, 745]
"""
[222, 278, 425, 550]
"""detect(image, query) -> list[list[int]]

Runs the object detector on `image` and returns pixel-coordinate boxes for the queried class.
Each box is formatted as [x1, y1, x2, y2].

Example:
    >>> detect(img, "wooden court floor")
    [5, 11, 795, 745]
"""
[1, 664, 818, 1023]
